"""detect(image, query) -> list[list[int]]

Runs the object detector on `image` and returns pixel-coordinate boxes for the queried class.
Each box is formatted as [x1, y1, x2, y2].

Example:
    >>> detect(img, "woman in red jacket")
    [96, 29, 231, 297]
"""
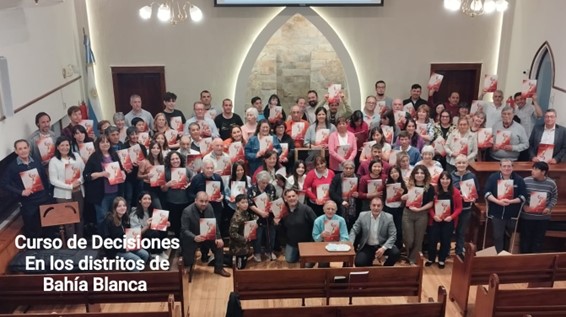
[328, 116, 357, 173]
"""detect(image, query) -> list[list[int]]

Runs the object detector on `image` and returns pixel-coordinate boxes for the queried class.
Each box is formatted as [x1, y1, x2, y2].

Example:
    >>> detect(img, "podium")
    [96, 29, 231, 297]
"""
[39, 201, 80, 242]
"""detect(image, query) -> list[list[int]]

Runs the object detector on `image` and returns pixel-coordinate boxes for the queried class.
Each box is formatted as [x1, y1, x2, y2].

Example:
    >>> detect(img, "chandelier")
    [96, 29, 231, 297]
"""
[444, 0, 509, 17]
[139, 1, 203, 24]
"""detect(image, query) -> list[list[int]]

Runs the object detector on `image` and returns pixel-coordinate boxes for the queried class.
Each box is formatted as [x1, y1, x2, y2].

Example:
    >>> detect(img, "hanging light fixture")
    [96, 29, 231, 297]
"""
[444, 0, 509, 17]
[139, 1, 203, 25]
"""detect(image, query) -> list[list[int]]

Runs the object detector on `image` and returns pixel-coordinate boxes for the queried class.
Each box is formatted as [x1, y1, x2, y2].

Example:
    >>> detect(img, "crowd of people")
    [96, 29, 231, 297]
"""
[1, 82, 562, 275]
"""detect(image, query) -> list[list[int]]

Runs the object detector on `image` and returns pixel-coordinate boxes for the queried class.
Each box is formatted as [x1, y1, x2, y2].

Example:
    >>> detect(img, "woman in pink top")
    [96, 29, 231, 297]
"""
[328, 116, 357, 173]
[303, 155, 335, 217]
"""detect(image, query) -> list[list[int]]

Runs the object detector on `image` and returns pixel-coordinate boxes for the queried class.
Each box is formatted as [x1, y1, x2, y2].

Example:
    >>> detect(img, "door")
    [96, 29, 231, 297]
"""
[430, 63, 482, 107]
[111, 66, 166, 118]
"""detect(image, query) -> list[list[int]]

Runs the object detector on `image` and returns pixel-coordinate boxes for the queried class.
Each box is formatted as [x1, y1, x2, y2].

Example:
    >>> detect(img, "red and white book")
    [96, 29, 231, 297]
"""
[521, 79, 537, 98]
[435, 199, 451, 217]
[406, 187, 424, 208]
[483, 74, 498, 93]
[376, 100, 387, 115]
[269, 106, 283, 121]
[367, 179, 383, 196]
[477, 128, 494, 148]
[495, 130, 511, 148]
[385, 183, 403, 208]
[259, 136, 274, 152]
[150, 209, 169, 231]
[291, 122, 307, 140]
[336, 144, 350, 157]
[20, 168, 45, 192]
[470, 100, 482, 114]
[230, 181, 246, 200]
[164, 129, 178, 147]
[199, 218, 216, 240]
[537, 144, 554, 163]
[316, 184, 330, 201]
[271, 198, 288, 220]
[417, 123, 428, 136]
[79, 120, 94, 136]
[314, 129, 330, 146]
[206, 180, 222, 201]
[104, 162, 125, 185]
[362, 141, 376, 158]
[199, 137, 213, 156]
[170, 116, 184, 134]
[243, 220, 258, 240]
[128, 144, 144, 164]
[214, 156, 232, 176]
[388, 149, 398, 166]
[64, 163, 81, 185]
[117, 149, 133, 170]
[452, 136, 469, 156]
[342, 177, 358, 199]
[382, 126, 394, 144]
[428, 165, 443, 186]
[186, 151, 203, 173]
[460, 179, 478, 201]
[205, 109, 218, 121]
[427, 73, 444, 91]
[149, 165, 166, 187]
[228, 141, 245, 163]
[198, 120, 213, 138]
[280, 143, 289, 159]
[138, 132, 151, 148]
[497, 179, 514, 200]
[253, 192, 271, 212]
[323, 219, 340, 242]
[328, 84, 341, 103]
[36, 136, 55, 163]
[403, 103, 416, 118]
[170, 167, 188, 189]
[529, 191, 547, 213]
[79, 142, 95, 162]
[394, 111, 406, 128]
[433, 136, 446, 157]
[125, 228, 141, 251]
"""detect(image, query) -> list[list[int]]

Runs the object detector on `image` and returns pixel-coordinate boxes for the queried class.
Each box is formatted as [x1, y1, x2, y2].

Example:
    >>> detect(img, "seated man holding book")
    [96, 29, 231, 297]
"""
[349, 197, 400, 267]
[312, 200, 349, 267]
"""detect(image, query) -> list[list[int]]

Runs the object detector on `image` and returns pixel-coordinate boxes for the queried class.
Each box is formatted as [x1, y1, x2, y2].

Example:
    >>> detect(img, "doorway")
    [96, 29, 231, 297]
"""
[429, 63, 482, 107]
[111, 66, 166, 118]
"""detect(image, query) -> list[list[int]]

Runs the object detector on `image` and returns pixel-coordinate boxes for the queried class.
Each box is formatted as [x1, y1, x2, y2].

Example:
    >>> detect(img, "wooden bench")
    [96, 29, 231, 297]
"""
[0, 258, 189, 317]
[0, 294, 176, 317]
[449, 243, 566, 316]
[241, 286, 446, 317]
[234, 257, 423, 306]
[474, 273, 566, 317]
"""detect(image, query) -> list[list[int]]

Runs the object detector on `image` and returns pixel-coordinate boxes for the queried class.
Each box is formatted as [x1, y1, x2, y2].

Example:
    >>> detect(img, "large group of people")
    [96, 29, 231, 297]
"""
[1, 82, 562, 275]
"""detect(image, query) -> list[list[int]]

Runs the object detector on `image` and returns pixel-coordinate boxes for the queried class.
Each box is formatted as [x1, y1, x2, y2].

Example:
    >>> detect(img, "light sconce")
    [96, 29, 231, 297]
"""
[444, 0, 508, 17]
[139, 1, 203, 24]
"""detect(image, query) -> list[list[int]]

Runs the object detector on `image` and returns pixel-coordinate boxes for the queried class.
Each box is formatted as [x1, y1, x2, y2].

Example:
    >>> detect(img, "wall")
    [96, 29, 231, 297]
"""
[0, 0, 84, 156]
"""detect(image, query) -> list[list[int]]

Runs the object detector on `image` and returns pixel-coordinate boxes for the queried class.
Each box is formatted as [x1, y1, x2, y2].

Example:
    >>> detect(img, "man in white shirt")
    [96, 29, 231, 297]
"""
[203, 138, 231, 175]
[200, 90, 219, 120]
[513, 92, 543, 139]
[529, 109, 566, 164]
[184, 101, 220, 138]
[363, 95, 381, 129]
[124, 94, 154, 129]
[478, 90, 505, 129]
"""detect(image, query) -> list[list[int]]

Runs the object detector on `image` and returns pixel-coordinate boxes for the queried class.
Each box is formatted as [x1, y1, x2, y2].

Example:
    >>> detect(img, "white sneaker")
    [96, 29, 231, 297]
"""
[270, 252, 277, 261]
[253, 254, 262, 262]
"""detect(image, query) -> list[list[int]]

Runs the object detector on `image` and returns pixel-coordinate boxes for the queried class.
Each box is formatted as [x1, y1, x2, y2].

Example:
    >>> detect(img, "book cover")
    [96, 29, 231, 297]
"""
[216, 156, 232, 176]
[537, 144, 554, 163]
[314, 129, 330, 146]
[206, 180, 222, 201]
[271, 197, 288, 220]
[328, 84, 341, 103]
[367, 179, 383, 196]
[243, 220, 258, 241]
[205, 109, 218, 121]
[376, 100, 386, 115]
[280, 143, 289, 159]
[521, 79, 537, 98]
[433, 136, 446, 156]
[427, 73, 444, 91]
[253, 192, 271, 212]
[394, 110, 406, 128]
[186, 151, 203, 173]
[228, 141, 245, 163]
[529, 191, 547, 213]
[341, 177, 358, 199]
[150, 209, 169, 231]
[230, 181, 246, 200]
[36, 136, 55, 163]
[460, 179, 478, 201]
[64, 163, 81, 185]
[477, 128, 494, 148]
[149, 165, 166, 187]
[79, 142, 95, 162]
[452, 136, 469, 156]
[269, 106, 283, 121]
[291, 122, 307, 140]
[495, 130, 511, 147]
[470, 100, 482, 114]
[199, 137, 213, 156]
[199, 218, 216, 241]
[138, 132, 150, 148]
[316, 184, 330, 201]
[417, 123, 428, 136]
[259, 136, 274, 152]
[336, 144, 350, 157]
[385, 183, 403, 208]
[103, 162, 125, 185]
[403, 103, 416, 118]
[170, 167, 188, 189]
[435, 199, 450, 217]
[117, 149, 133, 171]
[198, 120, 213, 138]
[497, 179, 514, 200]
[125, 228, 142, 251]
[170, 116, 184, 134]
[20, 168, 45, 192]
[406, 187, 424, 208]
[362, 141, 376, 158]
[483, 74, 498, 93]
[323, 219, 340, 242]
[429, 165, 443, 186]
[164, 129, 178, 147]
[382, 126, 394, 144]
[128, 144, 144, 164]
[79, 120, 94, 136]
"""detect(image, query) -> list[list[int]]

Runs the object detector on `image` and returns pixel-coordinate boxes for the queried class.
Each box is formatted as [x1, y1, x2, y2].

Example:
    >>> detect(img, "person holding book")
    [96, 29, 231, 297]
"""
[61, 105, 83, 139]
[349, 197, 400, 267]
[380, 110, 401, 145]
[203, 137, 231, 175]
[279, 188, 317, 264]
[187, 159, 224, 235]
[153, 113, 179, 151]
[122, 127, 147, 210]
[329, 160, 358, 229]
[223, 125, 247, 164]
[312, 200, 349, 267]
[286, 160, 307, 204]
[529, 109, 566, 164]
[161, 92, 186, 131]
[229, 194, 258, 269]
[520, 162, 557, 253]
[490, 106, 529, 162]
[245, 119, 282, 175]
[161, 151, 194, 237]
[183, 101, 219, 139]
[129, 191, 169, 258]
[273, 120, 294, 173]
[263, 94, 286, 128]
[285, 105, 310, 149]
[49, 136, 85, 238]
[414, 145, 443, 186]
[415, 105, 436, 144]
[393, 131, 421, 166]
[358, 143, 390, 179]
[137, 141, 165, 209]
[358, 160, 385, 211]
[396, 151, 414, 184]
[451, 154, 480, 258]
[359, 127, 392, 165]
[303, 155, 335, 217]
[403, 84, 429, 111]
[241, 107, 259, 143]
[445, 117, 478, 174]
[432, 110, 455, 168]
[225, 162, 252, 212]
[28, 112, 57, 165]
[70, 125, 94, 155]
[361, 96, 381, 129]
[101, 196, 150, 272]
[303, 107, 336, 149]
[513, 92, 543, 140]
[484, 159, 527, 253]
[180, 191, 230, 277]
[401, 165, 435, 265]
[426, 172, 462, 269]
[328, 116, 357, 173]
[347, 110, 369, 162]
[247, 170, 277, 262]
[383, 166, 408, 251]
[394, 119, 425, 152]
[215, 98, 244, 141]
[113, 112, 128, 143]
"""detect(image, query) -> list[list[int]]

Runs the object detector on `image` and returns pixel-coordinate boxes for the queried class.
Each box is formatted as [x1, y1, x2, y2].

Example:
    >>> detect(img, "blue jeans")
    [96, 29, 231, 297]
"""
[285, 244, 299, 263]
[116, 249, 150, 272]
[254, 224, 276, 254]
[95, 192, 118, 228]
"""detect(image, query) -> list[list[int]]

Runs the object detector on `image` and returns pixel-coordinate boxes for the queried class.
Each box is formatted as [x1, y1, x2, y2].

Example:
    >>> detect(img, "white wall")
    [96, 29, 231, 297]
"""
[0, 0, 84, 156]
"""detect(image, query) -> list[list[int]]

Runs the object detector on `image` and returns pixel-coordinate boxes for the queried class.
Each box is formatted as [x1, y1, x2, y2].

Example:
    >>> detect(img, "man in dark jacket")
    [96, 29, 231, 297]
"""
[279, 188, 316, 264]
[529, 109, 566, 164]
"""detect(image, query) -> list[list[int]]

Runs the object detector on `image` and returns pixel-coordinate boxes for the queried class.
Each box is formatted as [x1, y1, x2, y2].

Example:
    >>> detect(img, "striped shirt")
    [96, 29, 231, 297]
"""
[522, 176, 557, 221]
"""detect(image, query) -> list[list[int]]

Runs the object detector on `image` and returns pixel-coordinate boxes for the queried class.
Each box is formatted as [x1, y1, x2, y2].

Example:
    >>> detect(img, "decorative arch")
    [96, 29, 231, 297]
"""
[529, 41, 565, 93]
[234, 7, 360, 114]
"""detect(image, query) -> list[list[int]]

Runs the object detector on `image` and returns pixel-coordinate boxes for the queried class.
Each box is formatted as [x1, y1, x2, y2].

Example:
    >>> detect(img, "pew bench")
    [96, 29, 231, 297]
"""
[233, 258, 423, 306]
[241, 286, 446, 317]
[474, 274, 566, 317]
[449, 243, 566, 316]
[0, 258, 189, 317]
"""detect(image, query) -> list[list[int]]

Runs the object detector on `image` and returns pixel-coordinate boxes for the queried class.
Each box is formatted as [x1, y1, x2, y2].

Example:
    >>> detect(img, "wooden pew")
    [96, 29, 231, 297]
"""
[474, 274, 566, 317]
[233, 258, 423, 306]
[241, 286, 446, 317]
[0, 258, 189, 317]
[0, 294, 176, 317]
[449, 243, 565, 316]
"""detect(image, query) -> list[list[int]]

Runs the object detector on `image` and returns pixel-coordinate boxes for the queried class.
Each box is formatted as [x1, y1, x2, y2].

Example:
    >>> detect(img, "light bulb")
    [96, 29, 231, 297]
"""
[139, 5, 152, 20]
[495, 0, 508, 12]
[444, 0, 462, 11]
[157, 4, 171, 22]
[484, 0, 496, 13]
[470, 0, 483, 12]
[189, 5, 203, 22]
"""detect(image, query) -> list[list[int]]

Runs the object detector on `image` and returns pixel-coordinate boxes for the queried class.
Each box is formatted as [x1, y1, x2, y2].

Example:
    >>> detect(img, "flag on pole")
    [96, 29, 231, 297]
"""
[83, 29, 102, 135]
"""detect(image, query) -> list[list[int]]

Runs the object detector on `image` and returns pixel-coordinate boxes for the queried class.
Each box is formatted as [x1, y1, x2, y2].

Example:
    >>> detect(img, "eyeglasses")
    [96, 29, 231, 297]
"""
[441, 115, 450, 118]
